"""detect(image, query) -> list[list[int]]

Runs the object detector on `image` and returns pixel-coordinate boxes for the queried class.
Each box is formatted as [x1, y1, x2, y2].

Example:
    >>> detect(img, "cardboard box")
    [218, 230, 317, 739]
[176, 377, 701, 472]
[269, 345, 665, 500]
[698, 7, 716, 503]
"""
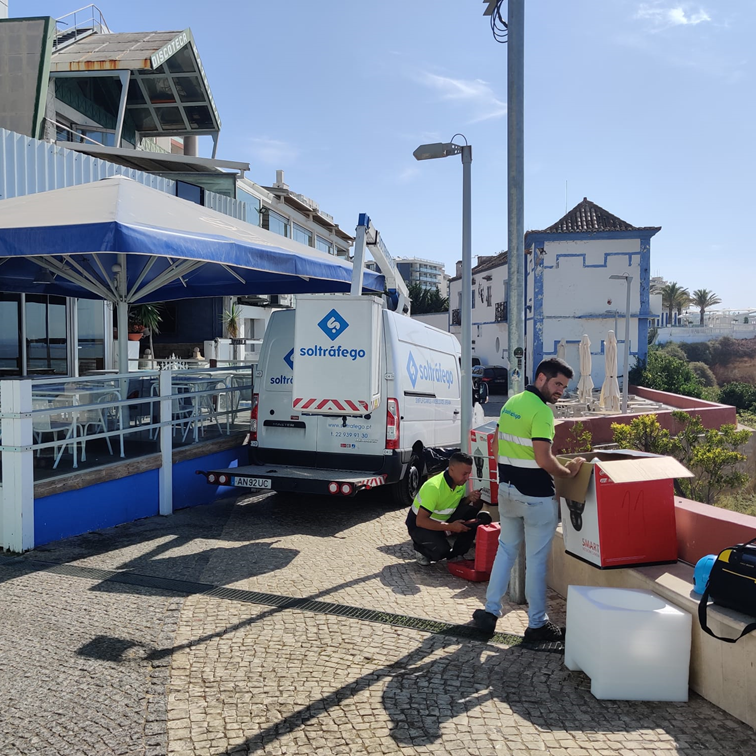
[470, 420, 499, 506]
[555, 450, 693, 569]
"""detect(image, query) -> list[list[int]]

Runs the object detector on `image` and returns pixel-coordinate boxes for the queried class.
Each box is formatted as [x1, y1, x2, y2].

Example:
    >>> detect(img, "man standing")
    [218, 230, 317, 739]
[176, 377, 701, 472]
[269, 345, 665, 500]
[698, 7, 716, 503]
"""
[406, 452, 483, 566]
[472, 357, 585, 641]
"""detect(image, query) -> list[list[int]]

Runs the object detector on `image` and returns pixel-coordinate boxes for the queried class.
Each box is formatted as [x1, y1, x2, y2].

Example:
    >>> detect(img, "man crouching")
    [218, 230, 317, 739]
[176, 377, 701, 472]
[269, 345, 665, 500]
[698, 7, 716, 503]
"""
[406, 451, 484, 566]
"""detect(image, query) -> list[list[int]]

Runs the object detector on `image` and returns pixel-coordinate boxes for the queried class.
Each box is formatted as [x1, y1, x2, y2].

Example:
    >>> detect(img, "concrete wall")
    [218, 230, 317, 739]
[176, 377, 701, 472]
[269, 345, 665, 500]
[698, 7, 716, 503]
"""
[410, 312, 449, 331]
[656, 324, 756, 344]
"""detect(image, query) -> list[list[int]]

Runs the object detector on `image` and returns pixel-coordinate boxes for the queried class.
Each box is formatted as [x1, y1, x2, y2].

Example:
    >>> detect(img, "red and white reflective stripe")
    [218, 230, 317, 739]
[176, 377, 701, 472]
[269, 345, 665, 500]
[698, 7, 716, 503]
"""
[294, 398, 369, 412]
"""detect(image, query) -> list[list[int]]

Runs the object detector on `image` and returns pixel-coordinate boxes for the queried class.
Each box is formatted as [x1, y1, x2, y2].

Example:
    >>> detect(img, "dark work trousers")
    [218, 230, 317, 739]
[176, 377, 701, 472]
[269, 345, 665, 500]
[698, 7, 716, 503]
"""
[406, 504, 480, 562]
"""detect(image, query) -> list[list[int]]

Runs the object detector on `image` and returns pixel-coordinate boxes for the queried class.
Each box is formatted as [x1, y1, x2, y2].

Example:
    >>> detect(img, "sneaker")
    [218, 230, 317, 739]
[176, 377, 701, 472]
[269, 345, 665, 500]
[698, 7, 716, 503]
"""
[415, 552, 431, 566]
[472, 609, 498, 635]
[523, 621, 564, 643]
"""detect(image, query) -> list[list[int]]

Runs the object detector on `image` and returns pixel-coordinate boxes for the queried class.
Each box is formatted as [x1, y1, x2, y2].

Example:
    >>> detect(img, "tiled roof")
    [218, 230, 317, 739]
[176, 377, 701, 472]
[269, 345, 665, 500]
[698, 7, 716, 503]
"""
[530, 198, 661, 235]
[449, 251, 507, 282]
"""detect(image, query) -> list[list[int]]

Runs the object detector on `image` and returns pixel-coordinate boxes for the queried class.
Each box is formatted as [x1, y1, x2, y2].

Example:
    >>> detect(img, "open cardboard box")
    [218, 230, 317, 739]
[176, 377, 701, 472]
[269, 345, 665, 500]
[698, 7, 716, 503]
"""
[555, 450, 693, 568]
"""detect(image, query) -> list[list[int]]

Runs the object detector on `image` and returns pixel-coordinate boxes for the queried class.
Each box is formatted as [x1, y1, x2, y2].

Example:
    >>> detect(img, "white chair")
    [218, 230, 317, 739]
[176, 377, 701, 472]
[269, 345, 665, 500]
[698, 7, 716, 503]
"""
[75, 390, 123, 462]
[32, 397, 77, 469]
[564, 586, 691, 701]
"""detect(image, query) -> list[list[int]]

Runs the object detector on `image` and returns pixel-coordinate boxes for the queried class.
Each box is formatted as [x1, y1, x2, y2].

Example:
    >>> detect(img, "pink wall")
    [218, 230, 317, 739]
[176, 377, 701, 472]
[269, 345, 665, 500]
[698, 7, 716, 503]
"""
[554, 388, 737, 450]
[675, 497, 756, 564]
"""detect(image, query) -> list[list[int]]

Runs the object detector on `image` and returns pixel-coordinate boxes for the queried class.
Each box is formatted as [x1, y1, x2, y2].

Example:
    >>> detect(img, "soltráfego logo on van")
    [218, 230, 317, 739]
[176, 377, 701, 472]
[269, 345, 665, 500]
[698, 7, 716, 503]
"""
[406, 351, 454, 388]
[317, 309, 349, 341]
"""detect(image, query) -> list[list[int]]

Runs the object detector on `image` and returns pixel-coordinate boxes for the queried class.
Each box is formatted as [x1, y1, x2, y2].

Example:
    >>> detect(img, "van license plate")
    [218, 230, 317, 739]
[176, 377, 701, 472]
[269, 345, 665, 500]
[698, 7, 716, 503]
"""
[233, 476, 272, 489]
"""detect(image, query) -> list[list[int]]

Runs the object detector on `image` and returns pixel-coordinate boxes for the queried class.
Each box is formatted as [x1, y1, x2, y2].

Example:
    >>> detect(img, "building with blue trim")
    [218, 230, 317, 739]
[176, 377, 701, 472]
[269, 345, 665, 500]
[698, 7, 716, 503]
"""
[449, 198, 662, 388]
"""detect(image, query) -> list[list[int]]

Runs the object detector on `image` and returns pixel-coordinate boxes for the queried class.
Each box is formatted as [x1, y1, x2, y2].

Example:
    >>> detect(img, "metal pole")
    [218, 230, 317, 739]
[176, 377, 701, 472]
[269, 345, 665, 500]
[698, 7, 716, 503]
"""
[622, 277, 632, 413]
[460, 145, 473, 451]
[117, 254, 129, 375]
[507, 0, 525, 401]
[506, 0, 526, 605]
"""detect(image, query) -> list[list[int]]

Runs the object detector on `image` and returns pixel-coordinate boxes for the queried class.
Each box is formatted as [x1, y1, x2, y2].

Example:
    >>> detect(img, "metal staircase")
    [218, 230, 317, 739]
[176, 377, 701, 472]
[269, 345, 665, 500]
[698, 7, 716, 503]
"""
[52, 4, 111, 51]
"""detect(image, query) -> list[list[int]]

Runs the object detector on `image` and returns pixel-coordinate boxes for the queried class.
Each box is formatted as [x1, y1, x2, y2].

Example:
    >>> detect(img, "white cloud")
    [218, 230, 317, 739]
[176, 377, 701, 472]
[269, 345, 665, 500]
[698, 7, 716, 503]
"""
[248, 137, 299, 166]
[416, 72, 506, 124]
[636, 3, 711, 32]
[397, 166, 420, 184]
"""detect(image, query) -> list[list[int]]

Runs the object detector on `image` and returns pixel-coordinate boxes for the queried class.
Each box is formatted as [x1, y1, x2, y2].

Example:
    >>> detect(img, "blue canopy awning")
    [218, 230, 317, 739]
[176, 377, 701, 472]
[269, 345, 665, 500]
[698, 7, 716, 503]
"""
[0, 176, 384, 303]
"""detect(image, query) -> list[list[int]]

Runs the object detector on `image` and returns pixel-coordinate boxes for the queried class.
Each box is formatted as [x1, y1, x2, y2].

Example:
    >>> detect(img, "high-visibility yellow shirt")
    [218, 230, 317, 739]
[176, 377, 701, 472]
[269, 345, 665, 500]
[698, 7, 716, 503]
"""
[497, 386, 555, 496]
[411, 471, 466, 522]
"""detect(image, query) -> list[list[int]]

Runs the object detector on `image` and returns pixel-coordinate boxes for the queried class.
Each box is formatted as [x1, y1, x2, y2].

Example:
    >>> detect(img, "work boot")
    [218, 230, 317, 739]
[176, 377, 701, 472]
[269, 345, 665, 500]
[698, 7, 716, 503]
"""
[523, 621, 564, 643]
[415, 552, 431, 566]
[472, 609, 498, 635]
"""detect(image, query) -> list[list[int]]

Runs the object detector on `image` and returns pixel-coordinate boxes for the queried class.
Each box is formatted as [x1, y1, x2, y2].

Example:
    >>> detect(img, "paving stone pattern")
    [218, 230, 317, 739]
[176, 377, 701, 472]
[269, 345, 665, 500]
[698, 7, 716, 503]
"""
[1, 489, 754, 755]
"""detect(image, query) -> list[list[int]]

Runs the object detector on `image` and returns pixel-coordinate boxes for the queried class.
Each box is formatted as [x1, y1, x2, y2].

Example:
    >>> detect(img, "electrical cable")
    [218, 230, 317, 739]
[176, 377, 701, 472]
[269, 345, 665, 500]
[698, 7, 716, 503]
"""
[490, 0, 508, 43]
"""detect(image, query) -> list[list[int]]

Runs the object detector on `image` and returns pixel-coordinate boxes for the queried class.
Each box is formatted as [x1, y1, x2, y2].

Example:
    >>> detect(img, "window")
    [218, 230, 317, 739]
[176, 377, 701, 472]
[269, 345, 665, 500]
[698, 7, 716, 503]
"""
[176, 180, 204, 205]
[316, 236, 333, 255]
[472, 290, 476, 309]
[293, 223, 313, 246]
[25, 295, 67, 375]
[237, 189, 261, 227]
[265, 209, 290, 237]
[77, 299, 106, 374]
[486, 286, 492, 307]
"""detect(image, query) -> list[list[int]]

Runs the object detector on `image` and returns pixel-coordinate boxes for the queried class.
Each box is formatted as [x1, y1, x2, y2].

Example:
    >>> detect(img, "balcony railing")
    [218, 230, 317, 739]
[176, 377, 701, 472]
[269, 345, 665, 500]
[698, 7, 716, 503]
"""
[451, 309, 461, 326]
[495, 301, 508, 322]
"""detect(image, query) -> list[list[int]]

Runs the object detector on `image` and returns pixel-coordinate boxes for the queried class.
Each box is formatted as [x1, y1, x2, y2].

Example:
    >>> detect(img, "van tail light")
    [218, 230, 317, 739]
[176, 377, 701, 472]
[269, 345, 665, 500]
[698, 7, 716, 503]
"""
[386, 397, 400, 450]
[250, 393, 260, 441]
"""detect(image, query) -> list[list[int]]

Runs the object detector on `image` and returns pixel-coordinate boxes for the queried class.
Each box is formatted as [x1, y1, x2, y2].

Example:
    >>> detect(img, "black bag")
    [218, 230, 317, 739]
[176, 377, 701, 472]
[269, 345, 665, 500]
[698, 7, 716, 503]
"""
[698, 537, 756, 643]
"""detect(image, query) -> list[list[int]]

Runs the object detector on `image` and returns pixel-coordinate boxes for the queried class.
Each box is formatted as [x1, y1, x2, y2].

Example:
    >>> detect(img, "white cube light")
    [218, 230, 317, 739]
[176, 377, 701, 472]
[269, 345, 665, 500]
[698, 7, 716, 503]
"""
[565, 586, 692, 701]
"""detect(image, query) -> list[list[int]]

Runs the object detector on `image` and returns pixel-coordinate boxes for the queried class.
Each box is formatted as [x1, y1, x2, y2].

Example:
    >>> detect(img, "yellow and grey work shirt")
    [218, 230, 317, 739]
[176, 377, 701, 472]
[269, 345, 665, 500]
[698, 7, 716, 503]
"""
[498, 385, 555, 497]
[410, 470, 467, 523]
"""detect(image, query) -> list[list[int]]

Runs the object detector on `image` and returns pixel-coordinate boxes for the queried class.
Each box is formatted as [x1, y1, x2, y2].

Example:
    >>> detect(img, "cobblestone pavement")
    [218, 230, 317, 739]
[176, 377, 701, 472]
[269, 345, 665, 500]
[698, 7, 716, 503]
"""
[1, 488, 754, 755]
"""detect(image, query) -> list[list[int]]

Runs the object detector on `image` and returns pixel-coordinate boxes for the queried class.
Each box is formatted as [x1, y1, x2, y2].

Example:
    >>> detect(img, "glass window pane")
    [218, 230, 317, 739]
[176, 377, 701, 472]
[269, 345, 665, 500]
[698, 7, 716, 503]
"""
[165, 46, 196, 74]
[26, 295, 67, 375]
[316, 236, 333, 255]
[142, 77, 176, 104]
[293, 223, 312, 246]
[0, 294, 21, 375]
[267, 210, 289, 237]
[156, 107, 186, 131]
[184, 104, 213, 130]
[77, 299, 105, 374]
[174, 76, 203, 102]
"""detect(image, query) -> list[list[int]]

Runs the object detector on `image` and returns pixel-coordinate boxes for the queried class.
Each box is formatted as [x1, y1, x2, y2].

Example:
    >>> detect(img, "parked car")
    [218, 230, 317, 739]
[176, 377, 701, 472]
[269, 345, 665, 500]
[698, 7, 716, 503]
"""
[479, 365, 508, 395]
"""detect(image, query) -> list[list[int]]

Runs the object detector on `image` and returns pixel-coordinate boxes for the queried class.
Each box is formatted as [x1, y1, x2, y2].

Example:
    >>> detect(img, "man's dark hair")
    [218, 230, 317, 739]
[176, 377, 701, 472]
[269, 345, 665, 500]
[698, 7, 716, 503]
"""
[534, 357, 574, 381]
[450, 451, 473, 466]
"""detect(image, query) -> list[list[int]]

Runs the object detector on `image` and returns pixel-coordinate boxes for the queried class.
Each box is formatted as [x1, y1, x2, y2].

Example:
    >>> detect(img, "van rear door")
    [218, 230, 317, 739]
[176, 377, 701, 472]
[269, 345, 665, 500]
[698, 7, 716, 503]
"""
[257, 310, 318, 455]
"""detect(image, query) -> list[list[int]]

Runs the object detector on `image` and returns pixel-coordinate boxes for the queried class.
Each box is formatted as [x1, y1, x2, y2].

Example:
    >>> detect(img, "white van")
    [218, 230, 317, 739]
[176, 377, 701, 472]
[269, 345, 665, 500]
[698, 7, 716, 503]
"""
[204, 296, 463, 505]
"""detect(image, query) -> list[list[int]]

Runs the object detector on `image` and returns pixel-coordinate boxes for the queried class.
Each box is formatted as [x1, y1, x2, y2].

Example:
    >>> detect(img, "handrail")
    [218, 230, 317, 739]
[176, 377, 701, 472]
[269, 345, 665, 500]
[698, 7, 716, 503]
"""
[53, 4, 111, 48]
[45, 117, 105, 147]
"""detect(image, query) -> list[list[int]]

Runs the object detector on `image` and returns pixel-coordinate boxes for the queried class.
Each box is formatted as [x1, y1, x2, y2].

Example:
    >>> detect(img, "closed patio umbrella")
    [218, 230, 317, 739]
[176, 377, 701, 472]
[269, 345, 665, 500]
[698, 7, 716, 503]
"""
[600, 330, 621, 412]
[577, 334, 594, 403]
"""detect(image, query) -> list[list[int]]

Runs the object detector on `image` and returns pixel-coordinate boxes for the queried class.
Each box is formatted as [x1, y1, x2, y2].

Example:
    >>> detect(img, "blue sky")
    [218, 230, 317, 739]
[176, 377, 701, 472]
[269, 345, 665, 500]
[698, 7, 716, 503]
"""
[19, 1, 755, 308]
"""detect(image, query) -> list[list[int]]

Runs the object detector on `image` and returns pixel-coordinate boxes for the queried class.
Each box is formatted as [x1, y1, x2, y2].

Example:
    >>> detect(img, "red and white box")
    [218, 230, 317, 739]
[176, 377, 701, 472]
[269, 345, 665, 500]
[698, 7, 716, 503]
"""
[555, 450, 692, 569]
[470, 420, 499, 506]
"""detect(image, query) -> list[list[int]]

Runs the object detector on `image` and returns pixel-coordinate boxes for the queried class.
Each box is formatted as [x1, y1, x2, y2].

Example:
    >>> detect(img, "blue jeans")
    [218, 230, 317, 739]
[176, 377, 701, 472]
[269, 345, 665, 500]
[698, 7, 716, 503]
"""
[485, 482, 559, 629]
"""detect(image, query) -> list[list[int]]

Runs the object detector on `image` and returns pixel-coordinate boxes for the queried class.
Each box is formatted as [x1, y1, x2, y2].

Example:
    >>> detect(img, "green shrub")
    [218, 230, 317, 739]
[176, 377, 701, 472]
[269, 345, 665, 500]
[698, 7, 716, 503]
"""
[689, 361, 718, 388]
[718, 382, 756, 411]
[659, 342, 688, 362]
[612, 412, 750, 504]
[737, 409, 756, 429]
[715, 492, 756, 517]
[680, 341, 713, 365]
[637, 351, 704, 398]
[561, 421, 593, 454]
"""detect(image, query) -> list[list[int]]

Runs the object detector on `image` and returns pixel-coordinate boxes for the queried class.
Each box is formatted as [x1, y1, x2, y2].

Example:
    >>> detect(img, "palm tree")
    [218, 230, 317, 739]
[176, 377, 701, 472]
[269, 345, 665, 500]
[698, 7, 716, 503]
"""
[659, 282, 690, 325]
[691, 289, 721, 326]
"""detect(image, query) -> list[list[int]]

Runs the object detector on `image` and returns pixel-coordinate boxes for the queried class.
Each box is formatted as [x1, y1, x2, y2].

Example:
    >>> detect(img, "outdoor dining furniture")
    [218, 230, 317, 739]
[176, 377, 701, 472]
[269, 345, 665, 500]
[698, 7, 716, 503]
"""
[32, 384, 124, 469]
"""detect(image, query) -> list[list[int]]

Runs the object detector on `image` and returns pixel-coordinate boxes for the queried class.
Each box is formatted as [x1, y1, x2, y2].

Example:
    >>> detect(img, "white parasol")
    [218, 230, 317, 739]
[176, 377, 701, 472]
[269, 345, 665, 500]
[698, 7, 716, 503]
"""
[600, 330, 621, 412]
[577, 334, 594, 403]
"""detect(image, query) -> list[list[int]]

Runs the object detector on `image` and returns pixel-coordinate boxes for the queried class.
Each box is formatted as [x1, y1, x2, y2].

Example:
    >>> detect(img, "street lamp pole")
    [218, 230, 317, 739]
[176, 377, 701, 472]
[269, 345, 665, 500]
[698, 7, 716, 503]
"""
[414, 139, 473, 451]
[610, 274, 633, 413]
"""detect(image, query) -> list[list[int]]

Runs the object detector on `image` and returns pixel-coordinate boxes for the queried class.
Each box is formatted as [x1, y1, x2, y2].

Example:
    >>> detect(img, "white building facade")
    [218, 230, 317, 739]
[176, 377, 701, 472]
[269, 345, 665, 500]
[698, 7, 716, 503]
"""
[449, 199, 661, 389]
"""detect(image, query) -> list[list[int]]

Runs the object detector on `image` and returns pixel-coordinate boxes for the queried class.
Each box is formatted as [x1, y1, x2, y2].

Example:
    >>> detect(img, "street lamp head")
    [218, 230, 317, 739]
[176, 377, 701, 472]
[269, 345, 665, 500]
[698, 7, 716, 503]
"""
[413, 142, 462, 161]
[609, 273, 633, 282]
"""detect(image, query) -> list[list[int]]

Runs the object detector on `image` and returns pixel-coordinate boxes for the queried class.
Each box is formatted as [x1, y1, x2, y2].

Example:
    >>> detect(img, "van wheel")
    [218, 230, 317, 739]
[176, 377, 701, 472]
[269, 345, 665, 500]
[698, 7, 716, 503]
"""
[391, 457, 421, 507]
